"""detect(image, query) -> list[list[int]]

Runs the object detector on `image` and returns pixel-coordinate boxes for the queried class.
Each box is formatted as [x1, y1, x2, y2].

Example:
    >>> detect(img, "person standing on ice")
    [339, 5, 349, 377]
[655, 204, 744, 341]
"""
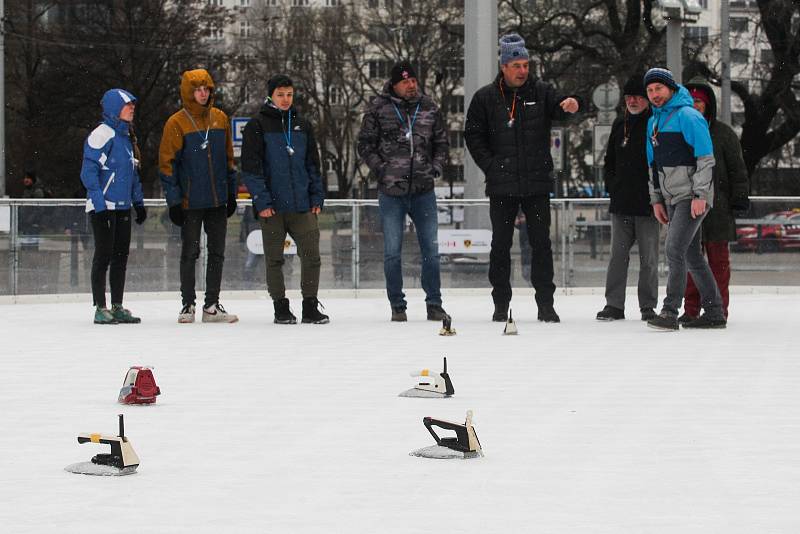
[159, 69, 239, 324]
[680, 77, 749, 325]
[357, 61, 450, 323]
[80, 89, 147, 324]
[643, 68, 725, 331]
[464, 33, 580, 324]
[241, 75, 329, 325]
[595, 75, 660, 323]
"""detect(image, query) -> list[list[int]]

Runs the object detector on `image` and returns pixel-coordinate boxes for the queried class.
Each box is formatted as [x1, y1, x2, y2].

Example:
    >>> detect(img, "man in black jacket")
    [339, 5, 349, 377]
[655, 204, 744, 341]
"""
[465, 33, 579, 323]
[596, 76, 660, 322]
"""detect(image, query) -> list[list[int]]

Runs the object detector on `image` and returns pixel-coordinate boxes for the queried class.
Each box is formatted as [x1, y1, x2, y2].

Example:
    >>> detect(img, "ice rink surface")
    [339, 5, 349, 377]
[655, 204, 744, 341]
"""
[0, 292, 798, 533]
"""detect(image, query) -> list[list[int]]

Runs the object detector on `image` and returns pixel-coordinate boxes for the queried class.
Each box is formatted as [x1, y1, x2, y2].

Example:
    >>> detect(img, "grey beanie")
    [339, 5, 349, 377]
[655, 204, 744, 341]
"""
[499, 33, 529, 65]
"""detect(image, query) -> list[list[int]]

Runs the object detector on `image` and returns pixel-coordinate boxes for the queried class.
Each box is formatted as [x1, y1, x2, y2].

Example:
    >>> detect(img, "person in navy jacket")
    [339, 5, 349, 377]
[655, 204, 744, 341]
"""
[241, 75, 328, 325]
[80, 88, 146, 324]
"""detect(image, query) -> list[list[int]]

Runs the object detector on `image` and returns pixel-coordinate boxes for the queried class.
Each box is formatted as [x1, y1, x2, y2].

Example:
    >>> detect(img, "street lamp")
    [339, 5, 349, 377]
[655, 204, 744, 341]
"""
[656, 0, 702, 83]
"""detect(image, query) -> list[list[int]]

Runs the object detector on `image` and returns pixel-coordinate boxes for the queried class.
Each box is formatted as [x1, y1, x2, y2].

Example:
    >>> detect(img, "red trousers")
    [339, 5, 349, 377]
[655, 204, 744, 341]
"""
[684, 241, 730, 318]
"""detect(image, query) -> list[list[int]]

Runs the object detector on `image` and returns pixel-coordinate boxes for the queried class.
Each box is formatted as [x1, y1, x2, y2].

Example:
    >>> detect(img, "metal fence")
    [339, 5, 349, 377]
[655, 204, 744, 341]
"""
[1, 197, 799, 297]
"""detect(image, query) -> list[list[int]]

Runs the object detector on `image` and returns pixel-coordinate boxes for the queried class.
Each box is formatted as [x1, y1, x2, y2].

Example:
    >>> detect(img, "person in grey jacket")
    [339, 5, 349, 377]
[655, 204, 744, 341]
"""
[643, 68, 724, 331]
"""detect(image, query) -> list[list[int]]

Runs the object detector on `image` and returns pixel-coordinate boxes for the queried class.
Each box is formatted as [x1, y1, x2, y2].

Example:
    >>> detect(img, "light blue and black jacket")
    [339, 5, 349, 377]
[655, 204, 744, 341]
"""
[240, 102, 324, 214]
[80, 89, 144, 213]
[646, 85, 715, 206]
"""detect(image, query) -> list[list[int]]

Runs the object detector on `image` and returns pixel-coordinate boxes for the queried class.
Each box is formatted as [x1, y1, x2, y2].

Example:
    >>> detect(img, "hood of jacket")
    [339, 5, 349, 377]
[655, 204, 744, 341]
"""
[653, 84, 694, 118]
[259, 100, 297, 121]
[101, 88, 136, 132]
[684, 76, 718, 123]
[180, 69, 216, 116]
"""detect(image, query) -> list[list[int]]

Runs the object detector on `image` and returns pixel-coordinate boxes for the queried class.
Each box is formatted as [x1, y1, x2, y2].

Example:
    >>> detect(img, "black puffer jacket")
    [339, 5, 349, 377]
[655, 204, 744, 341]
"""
[464, 73, 579, 196]
[357, 82, 449, 196]
[603, 107, 653, 216]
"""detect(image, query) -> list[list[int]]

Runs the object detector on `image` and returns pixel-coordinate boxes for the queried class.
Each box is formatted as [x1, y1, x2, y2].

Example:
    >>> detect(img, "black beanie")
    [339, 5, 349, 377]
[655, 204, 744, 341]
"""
[622, 75, 646, 98]
[390, 61, 417, 85]
[267, 74, 293, 99]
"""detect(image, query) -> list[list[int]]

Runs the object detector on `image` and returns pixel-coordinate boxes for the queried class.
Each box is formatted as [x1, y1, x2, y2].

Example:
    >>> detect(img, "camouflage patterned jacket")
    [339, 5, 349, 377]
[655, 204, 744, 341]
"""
[357, 82, 449, 196]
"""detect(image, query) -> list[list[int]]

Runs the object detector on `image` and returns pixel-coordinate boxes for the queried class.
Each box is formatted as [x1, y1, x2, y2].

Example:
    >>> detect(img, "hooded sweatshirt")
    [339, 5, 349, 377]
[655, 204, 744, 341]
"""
[158, 69, 236, 210]
[646, 84, 715, 206]
[684, 77, 750, 242]
[80, 89, 144, 213]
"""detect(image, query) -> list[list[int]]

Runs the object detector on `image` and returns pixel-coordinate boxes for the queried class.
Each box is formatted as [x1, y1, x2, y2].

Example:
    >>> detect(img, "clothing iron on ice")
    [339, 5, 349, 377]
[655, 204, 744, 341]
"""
[438, 314, 456, 336]
[503, 308, 518, 335]
[410, 410, 483, 459]
[398, 357, 455, 398]
[64, 414, 140, 476]
[118, 366, 161, 404]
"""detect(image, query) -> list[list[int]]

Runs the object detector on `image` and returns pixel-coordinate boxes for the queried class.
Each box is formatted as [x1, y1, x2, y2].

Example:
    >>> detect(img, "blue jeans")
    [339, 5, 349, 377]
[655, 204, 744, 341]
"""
[378, 190, 442, 309]
[663, 201, 723, 317]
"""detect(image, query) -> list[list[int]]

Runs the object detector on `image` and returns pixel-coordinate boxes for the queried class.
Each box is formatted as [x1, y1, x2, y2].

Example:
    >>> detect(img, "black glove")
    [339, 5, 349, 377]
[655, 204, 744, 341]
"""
[731, 195, 750, 213]
[169, 205, 185, 227]
[227, 198, 237, 218]
[134, 205, 147, 225]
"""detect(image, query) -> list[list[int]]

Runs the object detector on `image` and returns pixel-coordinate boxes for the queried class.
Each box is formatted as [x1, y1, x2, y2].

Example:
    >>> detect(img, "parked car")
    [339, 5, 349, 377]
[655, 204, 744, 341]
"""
[735, 209, 800, 252]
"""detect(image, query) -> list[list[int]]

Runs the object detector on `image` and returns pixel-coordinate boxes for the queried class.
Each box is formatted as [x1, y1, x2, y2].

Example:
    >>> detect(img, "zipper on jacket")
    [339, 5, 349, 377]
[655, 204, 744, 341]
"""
[407, 101, 414, 196]
[103, 172, 116, 195]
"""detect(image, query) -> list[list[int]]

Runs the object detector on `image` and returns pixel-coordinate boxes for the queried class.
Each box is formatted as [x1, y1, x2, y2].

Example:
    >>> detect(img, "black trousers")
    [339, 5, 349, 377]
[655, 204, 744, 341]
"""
[489, 194, 555, 308]
[180, 206, 227, 307]
[90, 210, 132, 308]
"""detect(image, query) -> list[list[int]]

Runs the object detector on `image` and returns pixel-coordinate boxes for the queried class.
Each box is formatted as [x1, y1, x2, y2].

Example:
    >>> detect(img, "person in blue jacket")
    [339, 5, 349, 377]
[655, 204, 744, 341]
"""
[241, 75, 328, 325]
[643, 68, 725, 331]
[80, 88, 147, 325]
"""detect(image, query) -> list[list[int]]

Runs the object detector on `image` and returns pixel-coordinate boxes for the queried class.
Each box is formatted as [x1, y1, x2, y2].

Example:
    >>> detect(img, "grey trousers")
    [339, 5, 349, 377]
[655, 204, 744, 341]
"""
[662, 201, 723, 317]
[604, 213, 660, 311]
[259, 212, 321, 300]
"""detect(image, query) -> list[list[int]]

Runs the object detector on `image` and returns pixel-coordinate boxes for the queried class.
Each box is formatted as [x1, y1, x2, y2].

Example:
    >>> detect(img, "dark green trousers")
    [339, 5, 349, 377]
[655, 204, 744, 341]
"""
[259, 212, 321, 300]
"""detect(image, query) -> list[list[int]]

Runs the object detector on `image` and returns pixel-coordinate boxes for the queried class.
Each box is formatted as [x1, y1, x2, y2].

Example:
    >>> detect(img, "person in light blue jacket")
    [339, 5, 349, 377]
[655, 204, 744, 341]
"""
[643, 68, 725, 331]
[80, 88, 147, 325]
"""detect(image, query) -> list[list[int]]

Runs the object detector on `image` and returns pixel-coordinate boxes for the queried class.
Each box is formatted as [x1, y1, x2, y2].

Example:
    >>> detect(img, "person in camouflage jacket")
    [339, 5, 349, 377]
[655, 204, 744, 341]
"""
[357, 61, 449, 322]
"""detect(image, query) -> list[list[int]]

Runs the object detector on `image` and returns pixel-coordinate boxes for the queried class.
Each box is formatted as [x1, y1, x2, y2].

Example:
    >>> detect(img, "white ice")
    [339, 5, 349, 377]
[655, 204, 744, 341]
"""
[1, 290, 798, 533]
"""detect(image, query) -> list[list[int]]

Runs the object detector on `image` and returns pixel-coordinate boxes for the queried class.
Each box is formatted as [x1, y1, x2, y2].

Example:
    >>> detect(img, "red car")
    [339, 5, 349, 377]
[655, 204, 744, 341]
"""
[736, 209, 800, 252]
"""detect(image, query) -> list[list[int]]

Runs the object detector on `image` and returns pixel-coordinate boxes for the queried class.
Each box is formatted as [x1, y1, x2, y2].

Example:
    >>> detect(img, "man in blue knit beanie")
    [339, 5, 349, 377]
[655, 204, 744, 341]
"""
[643, 67, 725, 331]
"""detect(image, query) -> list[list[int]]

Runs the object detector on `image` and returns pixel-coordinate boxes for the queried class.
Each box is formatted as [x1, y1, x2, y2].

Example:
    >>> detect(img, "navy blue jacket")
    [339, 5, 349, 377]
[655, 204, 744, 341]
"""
[240, 103, 324, 213]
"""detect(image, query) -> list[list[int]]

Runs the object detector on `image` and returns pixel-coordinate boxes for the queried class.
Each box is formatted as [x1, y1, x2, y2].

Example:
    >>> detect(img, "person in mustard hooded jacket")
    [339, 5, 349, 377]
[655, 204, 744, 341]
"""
[159, 69, 239, 324]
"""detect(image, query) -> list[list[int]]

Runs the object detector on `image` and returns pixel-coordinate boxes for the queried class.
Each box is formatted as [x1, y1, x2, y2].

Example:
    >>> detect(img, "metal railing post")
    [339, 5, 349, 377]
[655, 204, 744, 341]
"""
[351, 204, 360, 290]
[10, 203, 18, 296]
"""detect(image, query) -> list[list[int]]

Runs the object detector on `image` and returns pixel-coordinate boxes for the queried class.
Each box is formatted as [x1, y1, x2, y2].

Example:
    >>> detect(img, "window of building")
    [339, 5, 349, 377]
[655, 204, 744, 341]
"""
[444, 95, 464, 114]
[367, 0, 379, 7]
[730, 17, 748, 32]
[449, 130, 464, 148]
[208, 24, 223, 40]
[207, 0, 224, 6]
[368, 60, 391, 79]
[731, 48, 749, 64]
[326, 0, 342, 5]
[292, 0, 310, 6]
[329, 86, 345, 105]
[761, 49, 774, 63]
[240, 20, 251, 38]
[684, 26, 709, 46]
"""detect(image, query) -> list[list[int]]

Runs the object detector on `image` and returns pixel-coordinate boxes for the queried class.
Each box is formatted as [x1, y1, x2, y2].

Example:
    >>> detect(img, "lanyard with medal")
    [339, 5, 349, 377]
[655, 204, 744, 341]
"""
[391, 101, 421, 158]
[282, 111, 295, 156]
[498, 81, 517, 128]
[183, 109, 210, 150]
[650, 109, 678, 148]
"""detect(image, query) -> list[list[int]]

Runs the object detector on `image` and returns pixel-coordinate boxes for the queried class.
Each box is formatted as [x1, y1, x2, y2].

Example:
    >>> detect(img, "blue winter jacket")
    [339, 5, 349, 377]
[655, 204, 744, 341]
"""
[646, 85, 715, 206]
[240, 103, 324, 214]
[80, 89, 144, 213]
